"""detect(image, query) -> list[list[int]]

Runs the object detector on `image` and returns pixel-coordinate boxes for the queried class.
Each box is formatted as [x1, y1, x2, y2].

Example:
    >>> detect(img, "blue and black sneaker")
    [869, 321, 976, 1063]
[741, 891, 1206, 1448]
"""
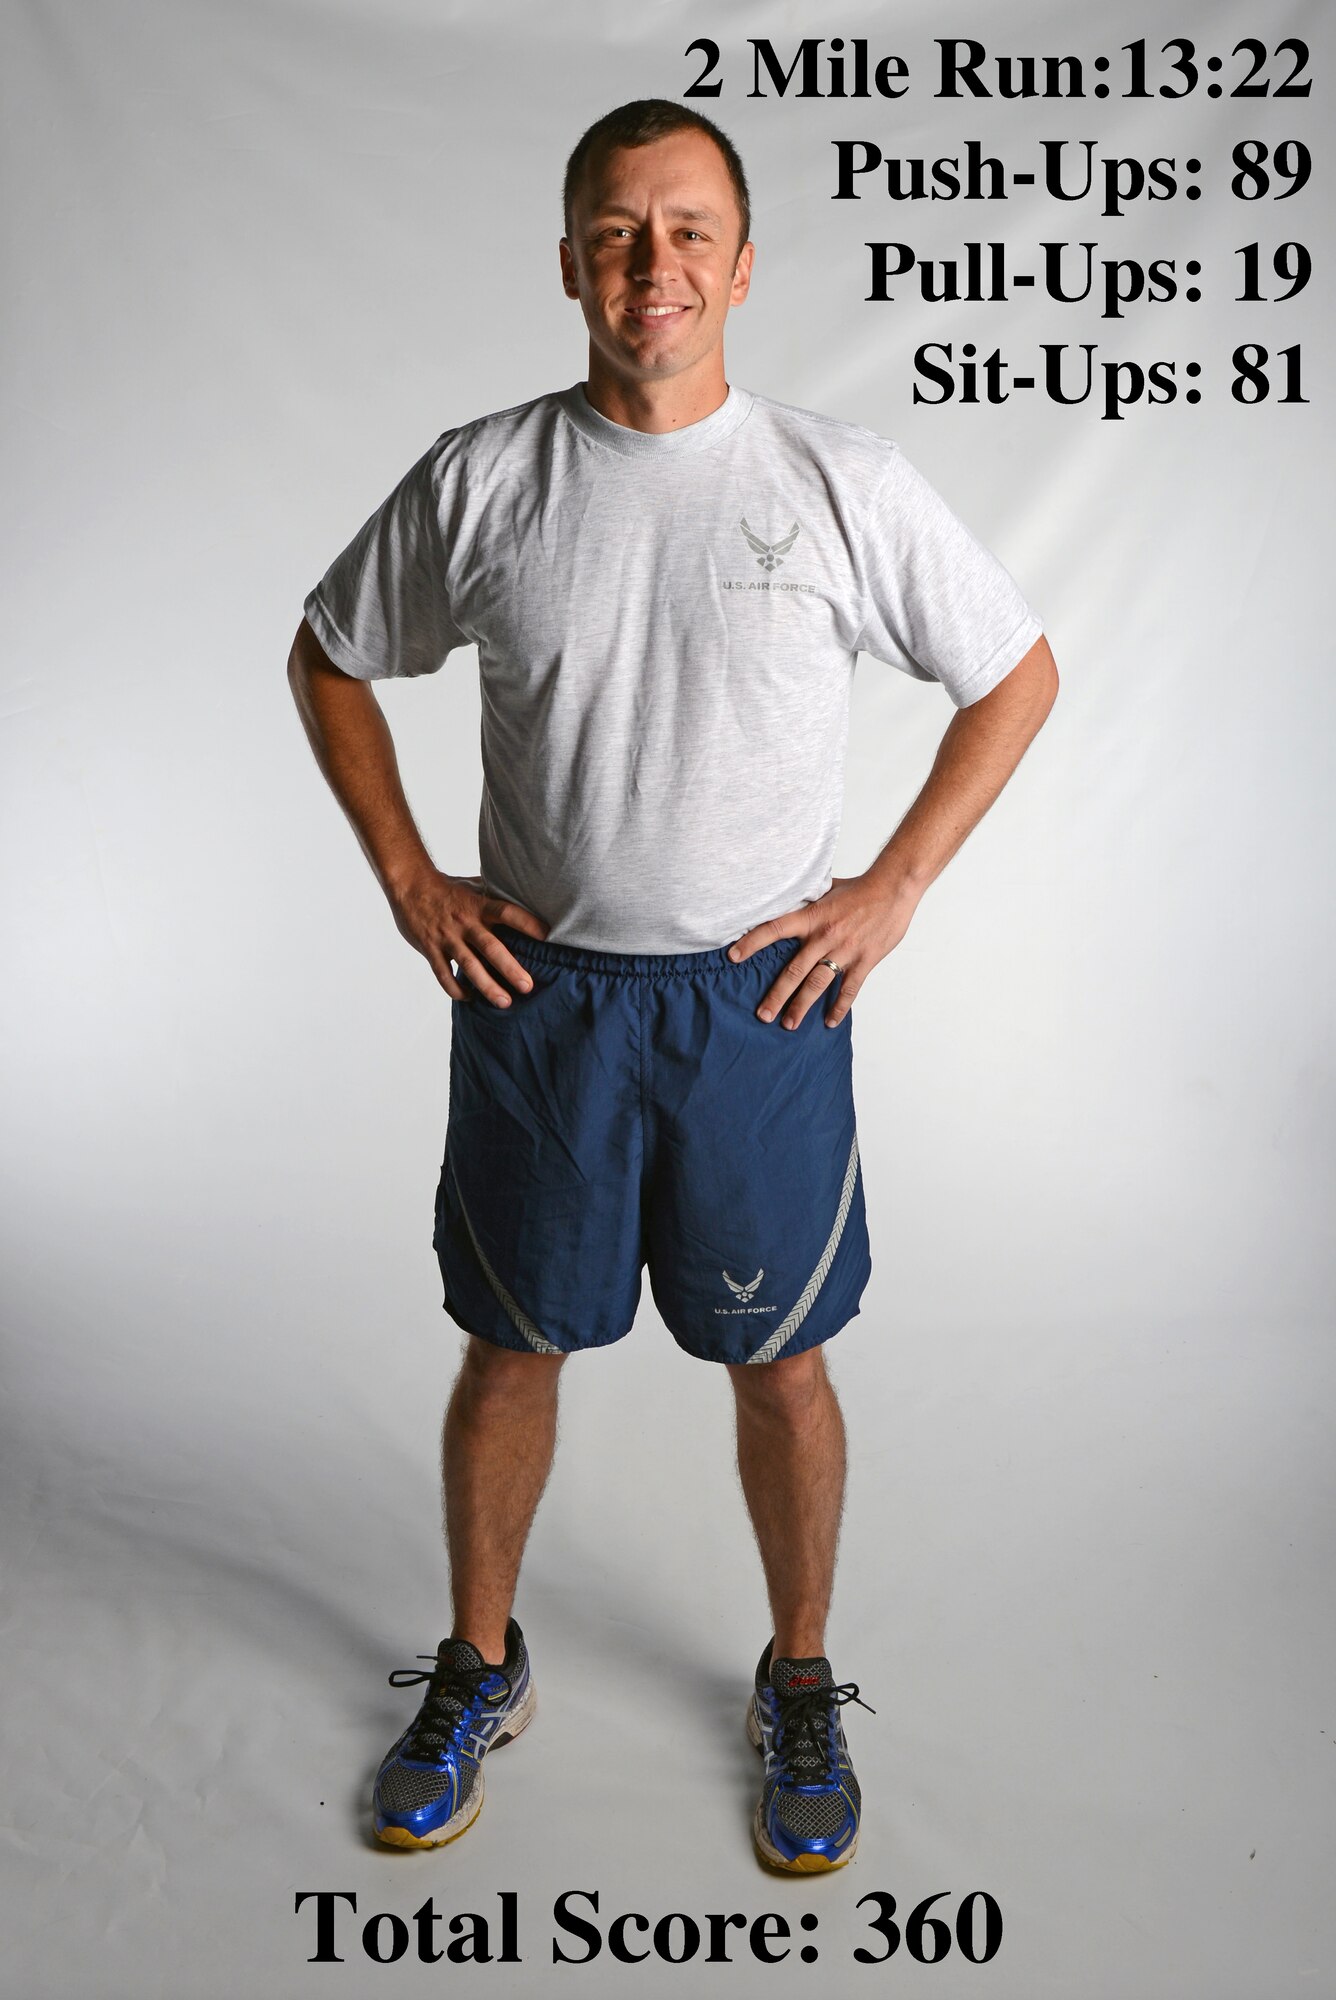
[747, 1639, 874, 1872]
[373, 1618, 535, 1849]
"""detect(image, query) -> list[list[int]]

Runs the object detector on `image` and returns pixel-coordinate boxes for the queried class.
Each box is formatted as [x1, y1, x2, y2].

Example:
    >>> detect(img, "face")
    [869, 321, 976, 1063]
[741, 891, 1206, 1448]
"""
[560, 129, 753, 392]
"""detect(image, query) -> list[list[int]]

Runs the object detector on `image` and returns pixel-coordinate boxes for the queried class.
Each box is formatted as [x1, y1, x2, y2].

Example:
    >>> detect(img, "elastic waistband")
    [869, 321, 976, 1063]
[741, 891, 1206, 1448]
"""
[493, 922, 796, 979]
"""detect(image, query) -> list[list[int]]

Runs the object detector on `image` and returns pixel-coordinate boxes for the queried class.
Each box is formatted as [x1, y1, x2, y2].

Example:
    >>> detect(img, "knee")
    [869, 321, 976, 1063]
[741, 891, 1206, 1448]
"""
[728, 1346, 832, 1427]
[456, 1335, 566, 1411]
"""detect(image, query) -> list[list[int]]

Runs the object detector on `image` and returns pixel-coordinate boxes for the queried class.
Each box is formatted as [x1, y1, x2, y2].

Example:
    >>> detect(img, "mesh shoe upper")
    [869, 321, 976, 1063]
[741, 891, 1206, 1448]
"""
[754, 1641, 871, 1864]
[375, 1620, 528, 1833]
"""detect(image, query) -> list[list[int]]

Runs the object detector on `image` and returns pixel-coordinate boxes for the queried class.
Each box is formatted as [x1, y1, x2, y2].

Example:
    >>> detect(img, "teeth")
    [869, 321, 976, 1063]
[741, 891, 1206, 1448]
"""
[632, 306, 681, 316]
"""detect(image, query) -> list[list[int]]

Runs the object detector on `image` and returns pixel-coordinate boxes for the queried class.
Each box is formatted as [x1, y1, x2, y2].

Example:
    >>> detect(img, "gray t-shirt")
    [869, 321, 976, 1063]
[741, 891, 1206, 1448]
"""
[303, 383, 1042, 953]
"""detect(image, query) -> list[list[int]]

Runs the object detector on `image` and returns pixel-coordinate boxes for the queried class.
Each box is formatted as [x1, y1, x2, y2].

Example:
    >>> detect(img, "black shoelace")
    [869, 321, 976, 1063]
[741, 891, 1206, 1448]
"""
[387, 1655, 511, 1762]
[772, 1681, 875, 1785]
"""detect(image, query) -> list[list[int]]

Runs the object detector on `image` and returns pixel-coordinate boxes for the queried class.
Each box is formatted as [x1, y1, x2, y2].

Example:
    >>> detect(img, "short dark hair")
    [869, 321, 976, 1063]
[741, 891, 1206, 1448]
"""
[563, 99, 751, 249]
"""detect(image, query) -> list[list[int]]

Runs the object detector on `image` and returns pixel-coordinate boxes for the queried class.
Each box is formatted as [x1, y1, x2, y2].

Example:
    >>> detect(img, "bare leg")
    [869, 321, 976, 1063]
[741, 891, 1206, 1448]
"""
[727, 1346, 847, 1660]
[441, 1335, 566, 1662]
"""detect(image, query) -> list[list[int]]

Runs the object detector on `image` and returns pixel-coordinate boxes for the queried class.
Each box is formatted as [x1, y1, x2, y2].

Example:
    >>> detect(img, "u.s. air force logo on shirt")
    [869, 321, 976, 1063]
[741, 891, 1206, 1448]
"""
[722, 514, 819, 594]
[740, 518, 799, 571]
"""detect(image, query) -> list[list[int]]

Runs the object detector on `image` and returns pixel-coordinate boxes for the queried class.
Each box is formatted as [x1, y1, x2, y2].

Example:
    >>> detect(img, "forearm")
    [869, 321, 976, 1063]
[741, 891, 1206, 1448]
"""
[287, 625, 434, 903]
[865, 633, 1058, 905]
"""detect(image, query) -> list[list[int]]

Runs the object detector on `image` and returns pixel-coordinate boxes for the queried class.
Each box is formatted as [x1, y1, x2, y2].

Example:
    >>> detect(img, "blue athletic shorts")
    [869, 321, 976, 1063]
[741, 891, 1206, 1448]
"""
[433, 923, 872, 1365]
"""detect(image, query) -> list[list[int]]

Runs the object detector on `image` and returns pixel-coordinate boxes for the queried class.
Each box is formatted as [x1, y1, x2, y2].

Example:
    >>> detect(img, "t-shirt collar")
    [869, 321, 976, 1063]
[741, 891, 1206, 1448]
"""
[557, 380, 753, 457]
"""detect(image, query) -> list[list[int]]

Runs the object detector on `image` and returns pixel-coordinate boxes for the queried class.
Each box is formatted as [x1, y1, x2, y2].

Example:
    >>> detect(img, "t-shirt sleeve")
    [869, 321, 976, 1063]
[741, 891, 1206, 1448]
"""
[302, 438, 468, 680]
[854, 447, 1042, 708]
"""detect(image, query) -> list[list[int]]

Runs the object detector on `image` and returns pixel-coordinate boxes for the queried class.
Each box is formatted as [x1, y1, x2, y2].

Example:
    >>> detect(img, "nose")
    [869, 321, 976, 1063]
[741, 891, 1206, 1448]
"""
[628, 220, 676, 286]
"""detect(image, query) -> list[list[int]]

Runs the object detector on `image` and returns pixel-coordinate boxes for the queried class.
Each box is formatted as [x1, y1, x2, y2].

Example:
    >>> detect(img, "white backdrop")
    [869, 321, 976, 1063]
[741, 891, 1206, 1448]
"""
[3, 1, 1333, 1994]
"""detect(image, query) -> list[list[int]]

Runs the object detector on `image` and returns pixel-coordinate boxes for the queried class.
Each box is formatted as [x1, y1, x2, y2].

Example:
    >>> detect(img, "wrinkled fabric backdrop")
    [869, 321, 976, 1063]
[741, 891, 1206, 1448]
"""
[3, 1, 1331, 1994]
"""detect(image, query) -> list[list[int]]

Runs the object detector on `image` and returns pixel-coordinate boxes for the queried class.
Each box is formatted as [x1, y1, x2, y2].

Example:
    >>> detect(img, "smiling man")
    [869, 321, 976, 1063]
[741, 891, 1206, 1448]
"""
[289, 99, 1057, 1872]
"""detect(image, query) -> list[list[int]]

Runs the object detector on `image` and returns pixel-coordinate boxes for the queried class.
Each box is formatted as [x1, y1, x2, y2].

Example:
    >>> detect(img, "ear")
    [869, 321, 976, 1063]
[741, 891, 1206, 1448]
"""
[559, 237, 580, 301]
[730, 239, 755, 307]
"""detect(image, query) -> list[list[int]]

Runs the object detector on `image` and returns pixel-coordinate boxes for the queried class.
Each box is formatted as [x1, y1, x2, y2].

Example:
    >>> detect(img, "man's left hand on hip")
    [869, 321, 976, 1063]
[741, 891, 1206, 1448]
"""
[728, 873, 917, 1031]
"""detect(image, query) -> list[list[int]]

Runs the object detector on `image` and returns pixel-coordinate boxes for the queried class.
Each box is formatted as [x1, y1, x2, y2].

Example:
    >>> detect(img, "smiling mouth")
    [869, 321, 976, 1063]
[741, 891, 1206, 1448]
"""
[625, 304, 689, 320]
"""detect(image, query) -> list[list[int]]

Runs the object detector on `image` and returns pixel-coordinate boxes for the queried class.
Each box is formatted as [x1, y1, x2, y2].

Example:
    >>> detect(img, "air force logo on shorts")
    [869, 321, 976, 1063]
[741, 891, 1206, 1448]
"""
[721, 1267, 769, 1309]
[434, 926, 872, 1367]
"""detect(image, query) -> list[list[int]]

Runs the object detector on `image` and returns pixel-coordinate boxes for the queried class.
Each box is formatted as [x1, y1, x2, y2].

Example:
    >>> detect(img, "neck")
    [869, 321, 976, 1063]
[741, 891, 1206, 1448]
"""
[581, 353, 730, 434]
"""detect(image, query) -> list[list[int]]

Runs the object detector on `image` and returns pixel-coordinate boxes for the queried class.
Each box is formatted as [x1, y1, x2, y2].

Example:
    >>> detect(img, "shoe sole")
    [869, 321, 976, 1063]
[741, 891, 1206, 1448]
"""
[746, 1695, 858, 1874]
[374, 1676, 537, 1851]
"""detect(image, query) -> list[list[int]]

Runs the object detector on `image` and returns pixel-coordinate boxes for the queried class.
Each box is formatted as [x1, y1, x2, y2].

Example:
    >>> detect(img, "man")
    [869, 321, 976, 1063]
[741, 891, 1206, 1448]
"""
[289, 98, 1057, 1873]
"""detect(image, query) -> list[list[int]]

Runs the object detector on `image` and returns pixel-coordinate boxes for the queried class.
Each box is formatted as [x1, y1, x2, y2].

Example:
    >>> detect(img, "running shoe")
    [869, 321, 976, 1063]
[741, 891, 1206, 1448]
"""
[747, 1638, 873, 1872]
[373, 1618, 535, 1848]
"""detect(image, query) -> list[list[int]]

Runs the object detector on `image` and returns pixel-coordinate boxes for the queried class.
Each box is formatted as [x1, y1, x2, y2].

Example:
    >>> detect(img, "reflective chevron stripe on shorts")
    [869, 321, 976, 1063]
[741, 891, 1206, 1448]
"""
[746, 1129, 861, 1365]
[449, 1155, 563, 1355]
